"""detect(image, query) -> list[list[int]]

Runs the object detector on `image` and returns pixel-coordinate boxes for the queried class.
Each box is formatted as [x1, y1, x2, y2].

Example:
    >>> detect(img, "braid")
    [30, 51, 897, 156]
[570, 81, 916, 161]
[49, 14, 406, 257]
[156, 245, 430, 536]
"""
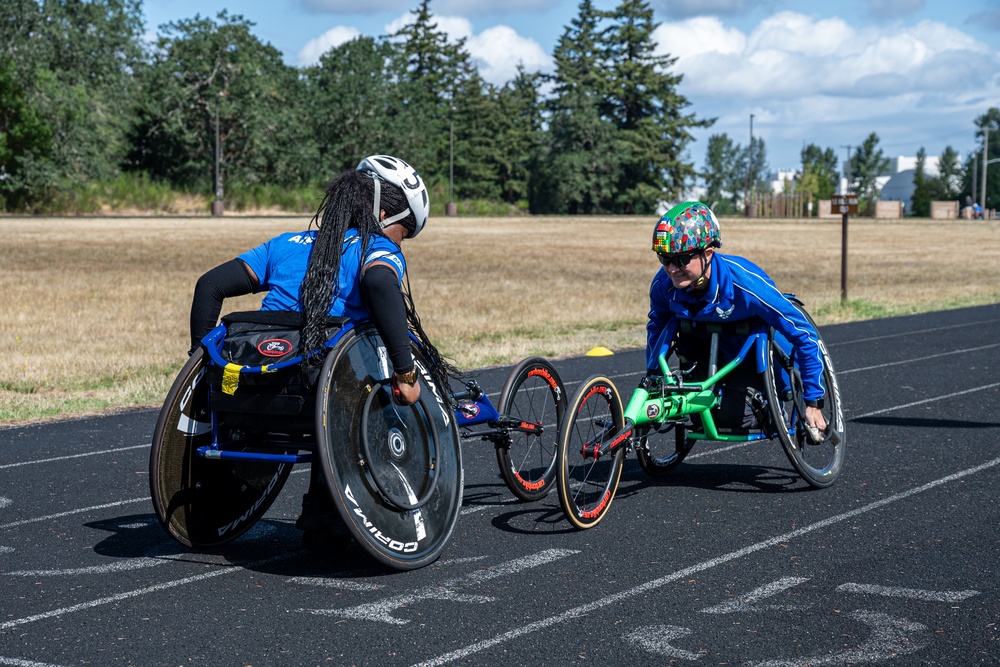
[300, 169, 461, 395]
[301, 171, 379, 360]
[401, 272, 464, 394]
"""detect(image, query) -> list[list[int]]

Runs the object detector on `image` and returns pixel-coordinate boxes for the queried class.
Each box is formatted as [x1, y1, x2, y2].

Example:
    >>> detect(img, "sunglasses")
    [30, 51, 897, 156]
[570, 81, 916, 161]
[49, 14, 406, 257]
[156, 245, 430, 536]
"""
[657, 249, 703, 268]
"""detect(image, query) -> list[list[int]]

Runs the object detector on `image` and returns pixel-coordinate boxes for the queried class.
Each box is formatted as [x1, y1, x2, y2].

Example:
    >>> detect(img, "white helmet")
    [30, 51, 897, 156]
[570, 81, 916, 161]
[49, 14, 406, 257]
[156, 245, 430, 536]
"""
[356, 155, 429, 238]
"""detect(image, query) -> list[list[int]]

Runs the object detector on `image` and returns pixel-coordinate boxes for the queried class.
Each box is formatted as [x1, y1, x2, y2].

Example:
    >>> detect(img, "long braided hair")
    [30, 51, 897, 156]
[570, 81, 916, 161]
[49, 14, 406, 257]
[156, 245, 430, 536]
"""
[299, 169, 460, 394]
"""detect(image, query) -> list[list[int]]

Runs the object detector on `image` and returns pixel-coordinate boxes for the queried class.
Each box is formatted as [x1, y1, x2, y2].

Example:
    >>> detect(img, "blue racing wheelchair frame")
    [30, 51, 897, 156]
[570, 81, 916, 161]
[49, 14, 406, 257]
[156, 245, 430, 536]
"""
[150, 311, 566, 569]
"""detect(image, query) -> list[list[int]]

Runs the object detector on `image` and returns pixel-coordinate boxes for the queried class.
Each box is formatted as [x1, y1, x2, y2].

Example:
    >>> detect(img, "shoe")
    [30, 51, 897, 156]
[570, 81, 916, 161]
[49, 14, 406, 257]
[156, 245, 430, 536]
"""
[295, 492, 338, 531]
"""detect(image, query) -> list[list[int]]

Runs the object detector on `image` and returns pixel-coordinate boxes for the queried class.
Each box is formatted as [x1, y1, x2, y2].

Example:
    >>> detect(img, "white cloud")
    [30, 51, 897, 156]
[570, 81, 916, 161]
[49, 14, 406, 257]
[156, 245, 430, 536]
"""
[383, 13, 474, 40]
[660, 12, 999, 169]
[296, 25, 362, 66]
[384, 12, 551, 85]
[468, 25, 552, 84]
[654, 12, 999, 100]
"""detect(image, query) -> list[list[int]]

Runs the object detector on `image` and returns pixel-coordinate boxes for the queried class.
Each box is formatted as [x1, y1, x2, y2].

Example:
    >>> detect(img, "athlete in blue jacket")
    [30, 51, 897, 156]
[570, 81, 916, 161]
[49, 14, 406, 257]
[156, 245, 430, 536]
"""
[188, 155, 456, 549]
[646, 201, 828, 436]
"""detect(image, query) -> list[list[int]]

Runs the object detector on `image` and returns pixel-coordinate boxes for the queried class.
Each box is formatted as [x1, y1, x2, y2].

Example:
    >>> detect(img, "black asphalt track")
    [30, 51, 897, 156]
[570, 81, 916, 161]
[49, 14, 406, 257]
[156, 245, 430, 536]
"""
[1, 304, 998, 666]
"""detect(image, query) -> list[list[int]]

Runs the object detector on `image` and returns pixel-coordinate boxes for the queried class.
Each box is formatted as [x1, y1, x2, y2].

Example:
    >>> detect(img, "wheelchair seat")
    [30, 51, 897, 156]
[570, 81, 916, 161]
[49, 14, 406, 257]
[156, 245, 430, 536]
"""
[208, 311, 348, 435]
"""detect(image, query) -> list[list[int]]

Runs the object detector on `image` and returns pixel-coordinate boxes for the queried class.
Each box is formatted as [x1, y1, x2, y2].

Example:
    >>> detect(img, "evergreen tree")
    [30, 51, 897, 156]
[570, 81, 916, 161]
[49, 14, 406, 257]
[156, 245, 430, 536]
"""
[798, 144, 839, 206]
[702, 133, 742, 214]
[740, 136, 769, 206]
[602, 0, 713, 211]
[849, 132, 890, 214]
[936, 145, 961, 200]
[911, 147, 931, 216]
[967, 108, 1000, 212]
[304, 36, 411, 174]
[392, 0, 482, 192]
[537, 0, 619, 213]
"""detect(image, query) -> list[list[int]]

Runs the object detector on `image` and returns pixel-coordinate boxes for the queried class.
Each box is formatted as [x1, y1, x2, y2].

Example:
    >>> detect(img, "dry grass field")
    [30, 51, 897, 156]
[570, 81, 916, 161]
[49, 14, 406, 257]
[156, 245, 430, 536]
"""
[2, 214, 999, 424]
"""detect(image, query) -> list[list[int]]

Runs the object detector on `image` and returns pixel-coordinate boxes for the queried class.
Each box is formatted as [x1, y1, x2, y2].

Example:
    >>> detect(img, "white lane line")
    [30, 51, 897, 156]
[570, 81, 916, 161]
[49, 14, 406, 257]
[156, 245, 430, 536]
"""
[304, 549, 580, 625]
[824, 318, 1000, 347]
[850, 382, 1000, 419]
[411, 455, 1000, 667]
[0, 445, 149, 470]
[0, 552, 296, 630]
[699, 576, 811, 614]
[0, 498, 148, 530]
[0, 657, 71, 667]
[837, 342, 1000, 375]
[288, 576, 384, 592]
[836, 583, 980, 602]
[461, 499, 517, 515]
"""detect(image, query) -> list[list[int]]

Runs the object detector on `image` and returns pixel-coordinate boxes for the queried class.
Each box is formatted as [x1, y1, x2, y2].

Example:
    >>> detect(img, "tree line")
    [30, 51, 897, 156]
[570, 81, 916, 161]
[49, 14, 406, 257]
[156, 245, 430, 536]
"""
[2, 0, 997, 216]
[0, 0, 711, 215]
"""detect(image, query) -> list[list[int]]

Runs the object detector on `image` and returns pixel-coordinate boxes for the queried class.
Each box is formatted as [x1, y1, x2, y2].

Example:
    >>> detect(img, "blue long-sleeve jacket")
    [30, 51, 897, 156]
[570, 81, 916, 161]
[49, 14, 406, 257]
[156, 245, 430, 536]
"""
[646, 253, 826, 401]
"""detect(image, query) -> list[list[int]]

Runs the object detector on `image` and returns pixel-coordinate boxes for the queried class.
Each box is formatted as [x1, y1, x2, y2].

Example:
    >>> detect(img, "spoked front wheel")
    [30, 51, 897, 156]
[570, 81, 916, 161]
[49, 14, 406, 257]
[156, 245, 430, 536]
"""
[495, 357, 567, 501]
[764, 303, 846, 489]
[557, 376, 626, 530]
[635, 423, 693, 477]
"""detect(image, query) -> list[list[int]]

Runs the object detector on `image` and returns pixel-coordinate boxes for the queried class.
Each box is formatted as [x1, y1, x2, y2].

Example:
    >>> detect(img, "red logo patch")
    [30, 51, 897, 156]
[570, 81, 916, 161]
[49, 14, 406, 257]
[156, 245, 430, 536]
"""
[257, 338, 292, 357]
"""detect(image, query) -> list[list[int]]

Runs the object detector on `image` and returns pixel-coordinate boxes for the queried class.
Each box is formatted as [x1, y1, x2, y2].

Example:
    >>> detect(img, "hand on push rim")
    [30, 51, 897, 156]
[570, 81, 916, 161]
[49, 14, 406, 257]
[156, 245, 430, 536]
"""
[805, 405, 827, 443]
[392, 375, 421, 406]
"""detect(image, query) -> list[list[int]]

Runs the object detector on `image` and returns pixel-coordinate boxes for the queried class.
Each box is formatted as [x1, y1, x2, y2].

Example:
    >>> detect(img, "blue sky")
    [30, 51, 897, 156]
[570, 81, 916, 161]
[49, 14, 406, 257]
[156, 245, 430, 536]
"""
[141, 0, 1000, 175]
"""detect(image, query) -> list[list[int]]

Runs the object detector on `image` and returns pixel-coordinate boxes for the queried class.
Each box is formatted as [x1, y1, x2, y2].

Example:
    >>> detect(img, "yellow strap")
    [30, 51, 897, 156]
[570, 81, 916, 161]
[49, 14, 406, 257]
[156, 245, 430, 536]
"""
[221, 363, 241, 395]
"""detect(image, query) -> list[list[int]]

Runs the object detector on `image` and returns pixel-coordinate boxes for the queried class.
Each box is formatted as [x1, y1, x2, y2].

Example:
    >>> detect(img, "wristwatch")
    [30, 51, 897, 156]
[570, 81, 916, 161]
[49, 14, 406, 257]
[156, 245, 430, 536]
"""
[394, 369, 418, 385]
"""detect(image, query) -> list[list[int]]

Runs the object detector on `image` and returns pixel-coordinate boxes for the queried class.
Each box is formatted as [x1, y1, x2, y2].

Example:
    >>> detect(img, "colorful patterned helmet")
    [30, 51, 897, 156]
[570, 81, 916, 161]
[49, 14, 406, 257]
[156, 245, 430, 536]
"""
[356, 155, 429, 238]
[651, 202, 722, 254]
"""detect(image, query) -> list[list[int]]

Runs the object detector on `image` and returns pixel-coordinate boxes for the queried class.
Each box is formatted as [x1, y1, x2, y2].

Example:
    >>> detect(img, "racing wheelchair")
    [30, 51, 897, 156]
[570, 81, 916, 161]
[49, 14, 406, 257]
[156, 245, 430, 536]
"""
[556, 296, 845, 530]
[150, 311, 565, 570]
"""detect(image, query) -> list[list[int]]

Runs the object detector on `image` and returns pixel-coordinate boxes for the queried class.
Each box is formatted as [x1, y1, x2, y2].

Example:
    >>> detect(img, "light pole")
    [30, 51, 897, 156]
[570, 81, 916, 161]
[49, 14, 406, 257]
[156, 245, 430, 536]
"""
[447, 106, 457, 216]
[212, 91, 226, 217]
[745, 113, 754, 217]
[982, 127, 989, 212]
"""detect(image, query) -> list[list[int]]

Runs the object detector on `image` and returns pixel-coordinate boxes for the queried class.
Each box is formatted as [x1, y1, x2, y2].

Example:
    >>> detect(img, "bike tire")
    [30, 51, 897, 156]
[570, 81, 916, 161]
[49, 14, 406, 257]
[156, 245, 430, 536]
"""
[764, 303, 846, 489]
[557, 376, 626, 530]
[495, 357, 567, 501]
[149, 349, 292, 549]
[316, 325, 463, 571]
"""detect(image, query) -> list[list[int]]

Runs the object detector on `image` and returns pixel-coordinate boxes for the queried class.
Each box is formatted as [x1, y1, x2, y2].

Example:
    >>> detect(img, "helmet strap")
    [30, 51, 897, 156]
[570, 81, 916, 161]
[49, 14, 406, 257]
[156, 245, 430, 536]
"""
[371, 172, 411, 229]
[687, 252, 712, 292]
[372, 175, 382, 225]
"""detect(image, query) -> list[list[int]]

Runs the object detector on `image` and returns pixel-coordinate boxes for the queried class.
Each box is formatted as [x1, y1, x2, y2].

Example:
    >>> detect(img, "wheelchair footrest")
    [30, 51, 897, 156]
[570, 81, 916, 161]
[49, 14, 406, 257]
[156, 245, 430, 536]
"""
[195, 446, 316, 464]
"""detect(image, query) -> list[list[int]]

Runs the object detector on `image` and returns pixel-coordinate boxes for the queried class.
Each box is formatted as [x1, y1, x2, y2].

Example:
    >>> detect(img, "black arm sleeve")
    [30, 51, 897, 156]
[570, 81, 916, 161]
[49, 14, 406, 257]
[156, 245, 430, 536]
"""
[189, 259, 258, 353]
[360, 264, 414, 374]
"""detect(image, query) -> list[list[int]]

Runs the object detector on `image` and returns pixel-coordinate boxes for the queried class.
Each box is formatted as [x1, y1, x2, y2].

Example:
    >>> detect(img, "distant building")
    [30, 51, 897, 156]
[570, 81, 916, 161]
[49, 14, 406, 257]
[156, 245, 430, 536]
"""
[768, 155, 943, 215]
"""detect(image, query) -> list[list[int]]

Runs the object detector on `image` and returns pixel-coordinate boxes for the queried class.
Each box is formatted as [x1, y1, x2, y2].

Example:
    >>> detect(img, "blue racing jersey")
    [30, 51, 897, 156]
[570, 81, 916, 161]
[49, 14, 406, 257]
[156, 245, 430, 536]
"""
[238, 229, 405, 321]
[646, 253, 826, 401]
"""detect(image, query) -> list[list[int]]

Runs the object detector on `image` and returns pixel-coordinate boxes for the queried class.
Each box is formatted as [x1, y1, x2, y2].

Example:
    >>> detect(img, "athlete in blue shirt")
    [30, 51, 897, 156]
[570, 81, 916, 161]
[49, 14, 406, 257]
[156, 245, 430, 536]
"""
[188, 155, 456, 549]
[647, 202, 828, 437]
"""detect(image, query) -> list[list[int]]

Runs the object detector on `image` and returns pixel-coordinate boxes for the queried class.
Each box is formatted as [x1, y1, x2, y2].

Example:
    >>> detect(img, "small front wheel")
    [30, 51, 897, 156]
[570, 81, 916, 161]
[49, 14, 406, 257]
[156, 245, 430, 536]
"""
[557, 376, 626, 530]
[635, 423, 693, 477]
[495, 357, 566, 501]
